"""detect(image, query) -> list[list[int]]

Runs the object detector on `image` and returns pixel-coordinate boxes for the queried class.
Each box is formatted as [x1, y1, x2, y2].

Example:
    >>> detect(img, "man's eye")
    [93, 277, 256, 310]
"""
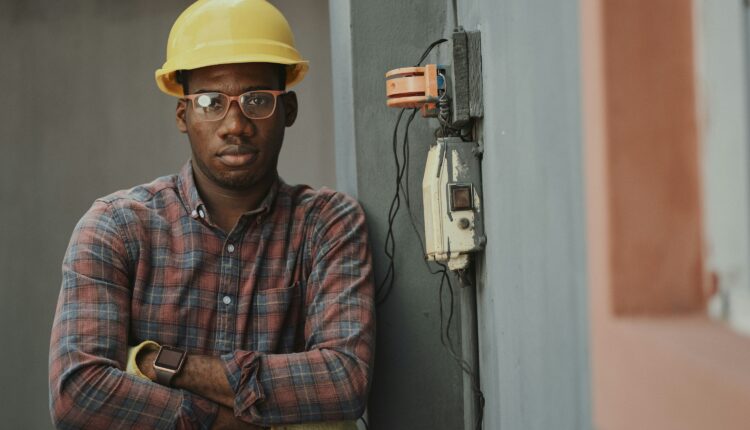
[246, 96, 267, 106]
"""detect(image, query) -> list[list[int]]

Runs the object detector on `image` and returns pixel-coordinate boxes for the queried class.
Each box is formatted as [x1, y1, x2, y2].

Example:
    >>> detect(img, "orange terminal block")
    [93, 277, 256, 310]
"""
[386, 64, 441, 117]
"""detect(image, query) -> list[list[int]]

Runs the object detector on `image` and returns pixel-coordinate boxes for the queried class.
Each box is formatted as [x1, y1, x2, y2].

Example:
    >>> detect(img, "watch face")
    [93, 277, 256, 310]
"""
[156, 347, 185, 370]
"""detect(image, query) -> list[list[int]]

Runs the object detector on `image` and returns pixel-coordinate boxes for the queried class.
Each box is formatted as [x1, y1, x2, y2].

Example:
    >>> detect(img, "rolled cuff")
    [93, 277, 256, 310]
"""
[271, 421, 359, 430]
[221, 350, 265, 420]
[179, 391, 219, 430]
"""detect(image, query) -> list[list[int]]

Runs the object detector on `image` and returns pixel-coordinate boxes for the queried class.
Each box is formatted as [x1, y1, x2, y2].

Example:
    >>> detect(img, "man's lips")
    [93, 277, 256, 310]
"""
[217, 146, 258, 167]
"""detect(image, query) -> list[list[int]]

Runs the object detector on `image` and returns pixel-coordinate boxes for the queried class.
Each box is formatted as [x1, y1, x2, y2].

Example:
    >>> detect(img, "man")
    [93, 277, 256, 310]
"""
[48, 1, 374, 429]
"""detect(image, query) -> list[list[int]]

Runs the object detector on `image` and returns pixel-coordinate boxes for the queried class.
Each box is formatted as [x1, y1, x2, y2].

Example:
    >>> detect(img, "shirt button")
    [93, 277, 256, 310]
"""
[191, 209, 198, 218]
[198, 209, 206, 219]
[227, 244, 235, 253]
[222, 296, 232, 305]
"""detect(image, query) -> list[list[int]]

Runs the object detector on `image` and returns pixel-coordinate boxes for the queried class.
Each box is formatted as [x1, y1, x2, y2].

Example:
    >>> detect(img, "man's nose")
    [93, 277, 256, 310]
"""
[218, 100, 255, 138]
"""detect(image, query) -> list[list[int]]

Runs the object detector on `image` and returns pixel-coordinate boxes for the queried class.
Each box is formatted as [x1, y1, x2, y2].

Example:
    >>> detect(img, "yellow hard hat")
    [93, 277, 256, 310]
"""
[155, 0, 309, 97]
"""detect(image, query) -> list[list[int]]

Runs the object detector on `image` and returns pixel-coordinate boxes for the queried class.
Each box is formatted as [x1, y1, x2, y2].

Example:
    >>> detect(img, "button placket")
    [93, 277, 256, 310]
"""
[216, 236, 240, 352]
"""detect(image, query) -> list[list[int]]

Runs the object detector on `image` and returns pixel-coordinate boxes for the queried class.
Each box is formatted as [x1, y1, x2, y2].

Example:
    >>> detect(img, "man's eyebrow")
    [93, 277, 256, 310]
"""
[192, 86, 274, 94]
[242, 85, 275, 92]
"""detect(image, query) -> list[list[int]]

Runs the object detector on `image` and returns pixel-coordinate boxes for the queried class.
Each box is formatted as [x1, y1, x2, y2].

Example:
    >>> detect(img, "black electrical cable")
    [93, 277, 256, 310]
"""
[374, 108, 405, 304]
[375, 108, 419, 305]
[437, 262, 485, 430]
[402, 108, 412, 207]
[401, 184, 485, 430]
[402, 74, 485, 430]
[415, 38, 448, 67]
[396, 109, 486, 430]
[377, 38, 448, 305]
[359, 416, 370, 430]
[400, 180, 486, 430]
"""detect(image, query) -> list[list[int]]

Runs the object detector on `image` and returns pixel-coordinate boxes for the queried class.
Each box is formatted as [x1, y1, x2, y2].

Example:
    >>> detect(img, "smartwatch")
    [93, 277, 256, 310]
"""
[153, 345, 187, 386]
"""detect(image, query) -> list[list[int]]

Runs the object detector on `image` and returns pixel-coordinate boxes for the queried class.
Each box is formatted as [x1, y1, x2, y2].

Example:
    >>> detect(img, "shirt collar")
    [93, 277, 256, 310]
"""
[177, 160, 280, 219]
[177, 161, 205, 215]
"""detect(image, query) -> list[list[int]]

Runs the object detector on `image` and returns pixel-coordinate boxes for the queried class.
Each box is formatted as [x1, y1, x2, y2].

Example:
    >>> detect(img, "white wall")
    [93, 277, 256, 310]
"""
[694, 0, 750, 333]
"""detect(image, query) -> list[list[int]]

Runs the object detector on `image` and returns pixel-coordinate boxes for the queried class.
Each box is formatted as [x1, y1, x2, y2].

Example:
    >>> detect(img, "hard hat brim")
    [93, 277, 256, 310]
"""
[156, 58, 308, 97]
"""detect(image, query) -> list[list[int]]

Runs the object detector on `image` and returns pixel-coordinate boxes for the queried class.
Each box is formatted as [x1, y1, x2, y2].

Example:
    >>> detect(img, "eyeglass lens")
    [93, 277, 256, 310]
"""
[191, 91, 278, 120]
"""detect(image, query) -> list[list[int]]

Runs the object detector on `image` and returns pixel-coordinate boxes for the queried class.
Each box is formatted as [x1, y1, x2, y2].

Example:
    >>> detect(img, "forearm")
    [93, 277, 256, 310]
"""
[51, 274, 218, 427]
[50, 356, 217, 429]
[50, 204, 220, 429]
[140, 350, 236, 409]
[222, 348, 370, 424]
[140, 347, 368, 426]
[178, 355, 238, 409]
[139, 350, 263, 429]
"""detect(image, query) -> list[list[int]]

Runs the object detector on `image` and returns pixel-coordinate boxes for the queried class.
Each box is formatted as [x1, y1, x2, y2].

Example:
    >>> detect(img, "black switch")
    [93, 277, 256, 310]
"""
[450, 184, 473, 211]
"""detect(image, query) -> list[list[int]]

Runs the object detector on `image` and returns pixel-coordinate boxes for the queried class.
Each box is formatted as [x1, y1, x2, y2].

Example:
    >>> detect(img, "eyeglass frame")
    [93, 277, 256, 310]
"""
[181, 90, 287, 122]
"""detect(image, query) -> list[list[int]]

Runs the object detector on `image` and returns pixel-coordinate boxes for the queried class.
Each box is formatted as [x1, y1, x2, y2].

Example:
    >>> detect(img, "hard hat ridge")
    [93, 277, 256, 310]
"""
[155, 0, 309, 97]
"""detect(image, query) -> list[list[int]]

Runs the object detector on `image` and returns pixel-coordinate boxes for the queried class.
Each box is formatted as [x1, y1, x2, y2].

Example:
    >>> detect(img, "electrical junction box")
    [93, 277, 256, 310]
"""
[385, 64, 447, 118]
[384, 30, 486, 272]
[423, 137, 485, 270]
[384, 29, 483, 123]
[450, 29, 484, 125]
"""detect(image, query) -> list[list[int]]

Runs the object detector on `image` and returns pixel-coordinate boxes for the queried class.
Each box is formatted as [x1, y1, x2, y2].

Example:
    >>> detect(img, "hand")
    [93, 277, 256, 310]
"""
[136, 350, 264, 428]
[136, 349, 159, 382]
[211, 406, 266, 430]
[135, 352, 262, 428]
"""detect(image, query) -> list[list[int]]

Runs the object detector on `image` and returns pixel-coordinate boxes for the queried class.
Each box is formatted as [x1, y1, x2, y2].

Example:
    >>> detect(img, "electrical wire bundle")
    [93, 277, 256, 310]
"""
[370, 39, 485, 430]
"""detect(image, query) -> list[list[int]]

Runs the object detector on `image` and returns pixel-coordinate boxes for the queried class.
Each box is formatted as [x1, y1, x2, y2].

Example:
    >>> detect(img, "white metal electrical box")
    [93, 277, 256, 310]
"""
[422, 137, 485, 270]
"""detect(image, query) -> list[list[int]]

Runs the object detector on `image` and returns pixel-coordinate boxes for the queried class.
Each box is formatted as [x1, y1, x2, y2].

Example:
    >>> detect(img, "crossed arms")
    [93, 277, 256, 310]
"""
[48, 193, 374, 429]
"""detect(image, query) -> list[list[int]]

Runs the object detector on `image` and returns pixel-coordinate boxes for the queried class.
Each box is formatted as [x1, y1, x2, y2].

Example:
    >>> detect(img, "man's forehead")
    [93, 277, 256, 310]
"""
[189, 62, 279, 89]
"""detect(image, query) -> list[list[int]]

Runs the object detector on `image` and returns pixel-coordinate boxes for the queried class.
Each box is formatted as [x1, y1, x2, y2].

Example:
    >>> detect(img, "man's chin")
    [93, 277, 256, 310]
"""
[214, 172, 258, 191]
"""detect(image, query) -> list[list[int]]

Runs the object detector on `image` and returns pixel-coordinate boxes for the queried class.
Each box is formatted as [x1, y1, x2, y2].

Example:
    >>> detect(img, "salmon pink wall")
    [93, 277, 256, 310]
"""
[581, 0, 750, 428]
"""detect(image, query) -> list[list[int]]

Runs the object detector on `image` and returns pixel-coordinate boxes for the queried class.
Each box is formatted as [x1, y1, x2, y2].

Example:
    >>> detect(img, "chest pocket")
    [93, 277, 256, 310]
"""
[250, 234, 309, 353]
[251, 281, 302, 353]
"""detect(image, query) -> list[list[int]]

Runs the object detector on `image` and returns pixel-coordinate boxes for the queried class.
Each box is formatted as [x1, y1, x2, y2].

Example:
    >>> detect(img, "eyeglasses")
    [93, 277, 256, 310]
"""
[182, 90, 286, 121]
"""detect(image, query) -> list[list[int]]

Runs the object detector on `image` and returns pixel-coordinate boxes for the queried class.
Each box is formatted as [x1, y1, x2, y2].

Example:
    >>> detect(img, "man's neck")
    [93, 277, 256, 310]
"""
[192, 163, 274, 233]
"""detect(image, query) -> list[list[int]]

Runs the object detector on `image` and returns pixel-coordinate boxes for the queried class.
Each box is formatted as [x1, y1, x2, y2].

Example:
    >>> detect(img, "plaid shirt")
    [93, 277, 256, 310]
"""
[49, 162, 375, 429]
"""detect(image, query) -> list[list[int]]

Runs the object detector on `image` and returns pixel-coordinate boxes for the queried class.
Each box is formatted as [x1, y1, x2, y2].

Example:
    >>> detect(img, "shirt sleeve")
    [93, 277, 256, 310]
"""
[221, 192, 375, 426]
[48, 200, 219, 429]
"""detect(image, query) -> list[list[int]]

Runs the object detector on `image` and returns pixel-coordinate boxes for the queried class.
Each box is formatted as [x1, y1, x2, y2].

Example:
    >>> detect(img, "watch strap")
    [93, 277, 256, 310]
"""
[153, 345, 187, 387]
[155, 366, 176, 386]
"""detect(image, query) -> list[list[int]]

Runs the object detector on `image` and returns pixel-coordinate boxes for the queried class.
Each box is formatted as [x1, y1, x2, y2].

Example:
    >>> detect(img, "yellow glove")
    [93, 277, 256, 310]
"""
[126, 340, 161, 380]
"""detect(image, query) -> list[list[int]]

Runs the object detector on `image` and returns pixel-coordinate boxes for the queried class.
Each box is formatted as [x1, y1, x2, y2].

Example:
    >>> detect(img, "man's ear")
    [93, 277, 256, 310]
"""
[282, 91, 298, 127]
[176, 99, 188, 133]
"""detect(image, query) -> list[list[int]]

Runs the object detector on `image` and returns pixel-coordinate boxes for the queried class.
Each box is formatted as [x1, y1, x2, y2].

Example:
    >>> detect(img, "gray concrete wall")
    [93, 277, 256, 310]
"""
[336, 0, 592, 428]
[343, 1, 467, 429]
[454, 0, 592, 429]
[329, 0, 358, 198]
[0, 1, 334, 428]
